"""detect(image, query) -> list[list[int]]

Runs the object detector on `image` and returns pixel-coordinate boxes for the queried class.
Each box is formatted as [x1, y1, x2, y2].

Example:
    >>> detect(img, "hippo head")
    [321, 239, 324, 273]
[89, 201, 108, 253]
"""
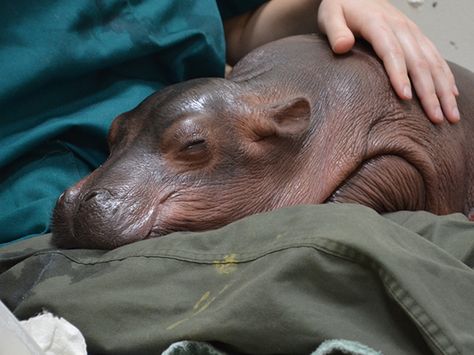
[52, 78, 316, 249]
[52, 35, 474, 249]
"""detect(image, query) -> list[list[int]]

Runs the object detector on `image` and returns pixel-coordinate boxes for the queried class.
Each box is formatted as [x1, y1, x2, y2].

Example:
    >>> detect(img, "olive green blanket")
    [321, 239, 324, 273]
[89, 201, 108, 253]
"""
[1, 204, 473, 354]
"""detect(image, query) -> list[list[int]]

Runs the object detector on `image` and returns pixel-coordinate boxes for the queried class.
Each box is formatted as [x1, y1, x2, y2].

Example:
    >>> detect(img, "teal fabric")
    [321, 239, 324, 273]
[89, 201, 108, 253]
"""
[0, 0, 266, 244]
[216, 0, 270, 20]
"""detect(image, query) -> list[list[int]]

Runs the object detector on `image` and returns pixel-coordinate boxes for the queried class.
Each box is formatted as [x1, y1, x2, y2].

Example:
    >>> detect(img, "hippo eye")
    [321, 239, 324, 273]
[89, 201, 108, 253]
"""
[177, 138, 209, 163]
[182, 139, 206, 152]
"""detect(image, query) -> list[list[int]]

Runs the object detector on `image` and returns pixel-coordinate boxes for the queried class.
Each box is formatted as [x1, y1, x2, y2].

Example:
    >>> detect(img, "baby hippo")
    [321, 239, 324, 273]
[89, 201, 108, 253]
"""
[52, 34, 474, 249]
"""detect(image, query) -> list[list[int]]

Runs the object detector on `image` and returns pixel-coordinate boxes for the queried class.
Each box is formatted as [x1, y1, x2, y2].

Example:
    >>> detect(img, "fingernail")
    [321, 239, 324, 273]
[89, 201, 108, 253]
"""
[452, 107, 460, 121]
[435, 107, 443, 122]
[403, 85, 412, 99]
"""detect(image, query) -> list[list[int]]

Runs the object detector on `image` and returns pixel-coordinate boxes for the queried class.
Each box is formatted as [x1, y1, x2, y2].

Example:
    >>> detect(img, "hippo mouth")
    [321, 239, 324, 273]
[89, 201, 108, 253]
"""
[326, 155, 426, 213]
[52, 185, 159, 249]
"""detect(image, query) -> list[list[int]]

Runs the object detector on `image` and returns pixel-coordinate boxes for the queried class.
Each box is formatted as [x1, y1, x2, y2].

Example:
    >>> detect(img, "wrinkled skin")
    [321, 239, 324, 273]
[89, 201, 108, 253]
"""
[52, 34, 474, 249]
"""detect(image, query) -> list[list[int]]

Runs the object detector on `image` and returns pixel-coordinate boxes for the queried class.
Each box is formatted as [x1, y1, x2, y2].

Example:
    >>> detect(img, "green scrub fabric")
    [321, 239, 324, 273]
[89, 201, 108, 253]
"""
[1, 204, 473, 354]
[0, 0, 266, 245]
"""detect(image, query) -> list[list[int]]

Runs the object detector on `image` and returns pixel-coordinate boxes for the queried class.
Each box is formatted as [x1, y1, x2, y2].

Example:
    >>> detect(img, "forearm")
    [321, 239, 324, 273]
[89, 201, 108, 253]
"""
[224, 0, 322, 65]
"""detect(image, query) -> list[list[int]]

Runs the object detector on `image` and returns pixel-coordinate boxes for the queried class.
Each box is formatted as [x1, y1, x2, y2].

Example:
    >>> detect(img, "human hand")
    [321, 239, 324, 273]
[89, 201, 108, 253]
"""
[317, 0, 460, 124]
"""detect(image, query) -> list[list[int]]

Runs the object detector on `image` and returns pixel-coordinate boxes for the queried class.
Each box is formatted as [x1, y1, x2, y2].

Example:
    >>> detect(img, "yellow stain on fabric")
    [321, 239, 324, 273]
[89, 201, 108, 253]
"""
[193, 291, 215, 315]
[193, 291, 211, 311]
[166, 317, 189, 330]
[166, 284, 232, 330]
[213, 254, 238, 274]
[193, 294, 215, 315]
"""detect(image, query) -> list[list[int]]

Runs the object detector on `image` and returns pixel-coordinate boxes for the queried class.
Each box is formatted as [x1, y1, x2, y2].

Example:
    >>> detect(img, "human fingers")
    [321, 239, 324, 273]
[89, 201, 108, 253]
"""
[318, 1, 414, 102]
[359, 14, 456, 124]
[392, 21, 460, 124]
[317, 1, 355, 54]
[420, 36, 458, 95]
[357, 18, 414, 102]
[317, 0, 460, 124]
[413, 29, 460, 123]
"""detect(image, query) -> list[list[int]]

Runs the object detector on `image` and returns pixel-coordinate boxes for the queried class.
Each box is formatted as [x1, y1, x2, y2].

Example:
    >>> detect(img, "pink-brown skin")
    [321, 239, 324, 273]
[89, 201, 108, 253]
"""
[52, 35, 474, 249]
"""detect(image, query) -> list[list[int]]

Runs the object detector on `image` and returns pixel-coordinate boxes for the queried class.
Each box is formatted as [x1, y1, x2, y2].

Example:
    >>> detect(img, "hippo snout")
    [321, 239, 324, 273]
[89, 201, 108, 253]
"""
[52, 185, 156, 249]
[78, 188, 116, 217]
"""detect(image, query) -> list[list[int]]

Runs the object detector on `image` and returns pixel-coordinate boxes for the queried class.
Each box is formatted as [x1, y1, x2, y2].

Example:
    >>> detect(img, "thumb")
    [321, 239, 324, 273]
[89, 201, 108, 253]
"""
[318, 2, 356, 54]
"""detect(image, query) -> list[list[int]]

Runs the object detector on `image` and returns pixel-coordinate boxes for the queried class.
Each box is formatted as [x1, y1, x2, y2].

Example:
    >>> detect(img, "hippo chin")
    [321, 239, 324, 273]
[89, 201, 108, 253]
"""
[52, 34, 474, 249]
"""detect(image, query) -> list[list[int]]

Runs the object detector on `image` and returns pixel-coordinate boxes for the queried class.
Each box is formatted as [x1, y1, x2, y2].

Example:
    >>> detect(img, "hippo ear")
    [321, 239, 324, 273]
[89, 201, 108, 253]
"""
[254, 97, 311, 138]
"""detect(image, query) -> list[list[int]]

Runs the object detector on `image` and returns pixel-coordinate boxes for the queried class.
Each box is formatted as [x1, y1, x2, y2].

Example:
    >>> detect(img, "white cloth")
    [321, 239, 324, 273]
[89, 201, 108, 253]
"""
[20, 312, 87, 355]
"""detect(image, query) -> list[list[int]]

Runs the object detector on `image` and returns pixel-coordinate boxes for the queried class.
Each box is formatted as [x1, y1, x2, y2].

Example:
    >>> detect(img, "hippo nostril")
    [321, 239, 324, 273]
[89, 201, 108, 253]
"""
[84, 191, 99, 202]
[83, 189, 111, 202]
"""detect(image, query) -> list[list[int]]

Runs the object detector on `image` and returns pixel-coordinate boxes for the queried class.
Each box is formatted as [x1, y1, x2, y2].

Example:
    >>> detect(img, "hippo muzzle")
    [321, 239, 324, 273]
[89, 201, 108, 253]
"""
[53, 172, 159, 248]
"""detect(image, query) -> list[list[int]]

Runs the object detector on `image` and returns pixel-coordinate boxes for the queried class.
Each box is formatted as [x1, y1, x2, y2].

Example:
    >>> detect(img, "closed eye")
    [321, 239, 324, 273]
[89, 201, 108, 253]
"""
[182, 139, 206, 152]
